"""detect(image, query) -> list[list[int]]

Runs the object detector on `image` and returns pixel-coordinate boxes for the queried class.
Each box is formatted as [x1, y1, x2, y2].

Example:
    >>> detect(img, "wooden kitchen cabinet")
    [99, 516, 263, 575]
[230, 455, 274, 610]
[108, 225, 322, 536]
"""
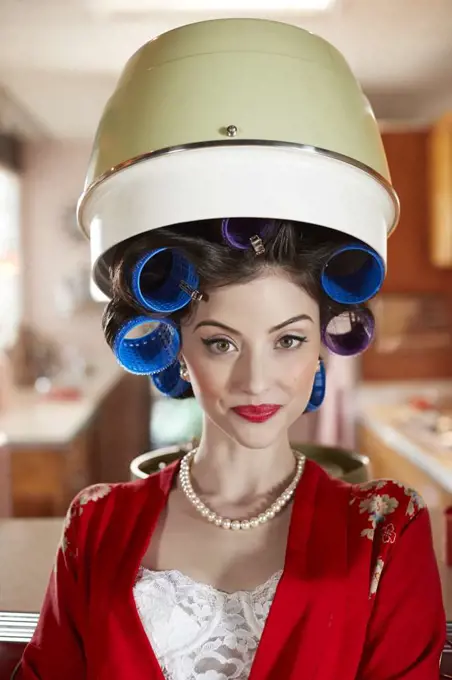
[10, 430, 91, 517]
[90, 373, 153, 484]
[429, 113, 452, 269]
[381, 130, 452, 293]
[9, 373, 151, 517]
[360, 130, 452, 381]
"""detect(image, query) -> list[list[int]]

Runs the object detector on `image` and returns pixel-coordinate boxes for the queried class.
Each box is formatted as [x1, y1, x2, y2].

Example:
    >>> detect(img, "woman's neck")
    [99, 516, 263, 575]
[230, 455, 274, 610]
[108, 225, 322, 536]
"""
[188, 426, 298, 506]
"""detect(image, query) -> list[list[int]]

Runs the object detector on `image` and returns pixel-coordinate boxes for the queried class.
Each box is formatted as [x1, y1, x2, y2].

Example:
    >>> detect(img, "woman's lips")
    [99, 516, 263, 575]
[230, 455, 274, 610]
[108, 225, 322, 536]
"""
[231, 405, 281, 423]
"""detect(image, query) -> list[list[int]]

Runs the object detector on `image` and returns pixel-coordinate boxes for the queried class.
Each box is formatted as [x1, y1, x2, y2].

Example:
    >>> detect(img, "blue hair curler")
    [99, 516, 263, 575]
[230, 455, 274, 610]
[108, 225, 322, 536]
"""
[151, 361, 190, 398]
[132, 247, 202, 313]
[221, 218, 274, 251]
[113, 315, 180, 375]
[321, 244, 384, 304]
[304, 359, 326, 413]
[322, 308, 375, 356]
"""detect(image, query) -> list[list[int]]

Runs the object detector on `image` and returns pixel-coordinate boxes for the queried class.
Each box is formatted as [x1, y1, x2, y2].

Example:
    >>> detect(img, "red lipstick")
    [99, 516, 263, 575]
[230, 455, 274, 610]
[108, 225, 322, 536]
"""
[232, 404, 281, 423]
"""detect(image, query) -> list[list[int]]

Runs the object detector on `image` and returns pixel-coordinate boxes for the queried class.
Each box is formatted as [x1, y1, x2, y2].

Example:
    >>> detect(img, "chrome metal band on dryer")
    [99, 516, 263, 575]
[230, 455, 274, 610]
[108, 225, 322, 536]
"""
[77, 139, 401, 238]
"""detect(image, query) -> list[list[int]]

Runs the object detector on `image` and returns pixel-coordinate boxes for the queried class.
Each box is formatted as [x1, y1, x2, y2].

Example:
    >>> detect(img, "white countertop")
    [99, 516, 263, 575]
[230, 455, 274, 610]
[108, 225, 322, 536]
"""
[356, 380, 452, 493]
[0, 359, 123, 447]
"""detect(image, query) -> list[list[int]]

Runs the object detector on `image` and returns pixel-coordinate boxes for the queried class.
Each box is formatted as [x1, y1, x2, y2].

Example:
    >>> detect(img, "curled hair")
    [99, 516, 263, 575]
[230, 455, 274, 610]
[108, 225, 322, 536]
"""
[102, 218, 373, 397]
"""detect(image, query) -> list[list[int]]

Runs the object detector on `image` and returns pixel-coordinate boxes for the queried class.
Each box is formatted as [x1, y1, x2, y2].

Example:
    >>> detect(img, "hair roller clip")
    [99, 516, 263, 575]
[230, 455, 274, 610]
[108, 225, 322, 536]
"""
[151, 360, 190, 397]
[250, 235, 265, 255]
[179, 281, 204, 302]
[321, 244, 385, 305]
[113, 315, 180, 375]
[221, 217, 273, 252]
[132, 247, 202, 313]
[322, 308, 375, 356]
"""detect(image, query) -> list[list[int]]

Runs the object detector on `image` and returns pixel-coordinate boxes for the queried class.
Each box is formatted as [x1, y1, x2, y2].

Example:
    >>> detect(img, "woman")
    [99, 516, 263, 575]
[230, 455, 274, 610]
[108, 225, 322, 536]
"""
[14, 17, 445, 680]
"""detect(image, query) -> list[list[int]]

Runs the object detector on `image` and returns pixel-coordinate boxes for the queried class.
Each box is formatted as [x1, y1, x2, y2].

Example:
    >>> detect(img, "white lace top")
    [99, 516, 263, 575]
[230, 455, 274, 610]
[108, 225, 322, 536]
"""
[133, 567, 282, 680]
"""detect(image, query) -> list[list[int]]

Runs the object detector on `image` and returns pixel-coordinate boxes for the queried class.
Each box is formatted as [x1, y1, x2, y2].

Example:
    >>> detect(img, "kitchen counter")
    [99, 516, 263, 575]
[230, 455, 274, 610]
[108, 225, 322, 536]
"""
[0, 358, 122, 447]
[0, 361, 151, 518]
[356, 381, 452, 494]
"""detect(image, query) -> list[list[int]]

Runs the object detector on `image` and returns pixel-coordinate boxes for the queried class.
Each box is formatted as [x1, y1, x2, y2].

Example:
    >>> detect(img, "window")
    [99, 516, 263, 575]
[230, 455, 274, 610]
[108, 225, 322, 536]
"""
[0, 164, 21, 350]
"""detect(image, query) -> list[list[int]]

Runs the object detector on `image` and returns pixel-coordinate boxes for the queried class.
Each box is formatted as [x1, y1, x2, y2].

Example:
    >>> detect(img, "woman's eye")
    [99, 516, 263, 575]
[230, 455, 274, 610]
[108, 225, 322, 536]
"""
[201, 338, 235, 354]
[277, 335, 307, 350]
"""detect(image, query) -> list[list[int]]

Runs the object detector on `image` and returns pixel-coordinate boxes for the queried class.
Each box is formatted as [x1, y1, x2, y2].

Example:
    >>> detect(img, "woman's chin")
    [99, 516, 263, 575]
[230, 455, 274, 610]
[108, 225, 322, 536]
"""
[203, 407, 302, 449]
[222, 418, 286, 450]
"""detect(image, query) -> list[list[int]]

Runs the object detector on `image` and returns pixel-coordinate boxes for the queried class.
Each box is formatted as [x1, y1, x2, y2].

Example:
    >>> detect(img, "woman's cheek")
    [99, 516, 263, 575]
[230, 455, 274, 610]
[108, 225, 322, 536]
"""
[284, 355, 318, 388]
[190, 363, 229, 399]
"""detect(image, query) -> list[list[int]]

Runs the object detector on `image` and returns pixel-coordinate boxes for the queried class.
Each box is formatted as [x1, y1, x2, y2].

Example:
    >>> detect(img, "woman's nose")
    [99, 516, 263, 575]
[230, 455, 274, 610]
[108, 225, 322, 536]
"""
[233, 351, 271, 396]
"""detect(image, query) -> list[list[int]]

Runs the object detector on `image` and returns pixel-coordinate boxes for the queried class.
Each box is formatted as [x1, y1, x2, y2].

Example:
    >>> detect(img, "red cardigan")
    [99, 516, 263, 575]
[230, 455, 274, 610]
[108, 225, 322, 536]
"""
[14, 459, 446, 679]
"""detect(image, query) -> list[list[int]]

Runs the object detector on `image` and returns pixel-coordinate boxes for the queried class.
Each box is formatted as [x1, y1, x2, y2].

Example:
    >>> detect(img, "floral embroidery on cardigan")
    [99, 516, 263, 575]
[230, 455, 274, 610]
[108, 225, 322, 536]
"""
[54, 507, 75, 575]
[351, 480, 388, 494]
[350, 479, 427, 597]
[356, 482, 425, 516]
[357, 493, 399, 541]
[381, 522, 396, 544]
[54, 484, 113, 574]
[404, 487, 425, 517]
[350, 482, 399, 541]
[78, 484, 112, 511]
[370, 558, 384, 596]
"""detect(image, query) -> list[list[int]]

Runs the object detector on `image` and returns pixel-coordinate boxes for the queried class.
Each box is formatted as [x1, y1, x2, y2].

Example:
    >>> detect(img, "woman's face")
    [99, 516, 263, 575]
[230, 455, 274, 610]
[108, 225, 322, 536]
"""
[180, 270, 321, 450]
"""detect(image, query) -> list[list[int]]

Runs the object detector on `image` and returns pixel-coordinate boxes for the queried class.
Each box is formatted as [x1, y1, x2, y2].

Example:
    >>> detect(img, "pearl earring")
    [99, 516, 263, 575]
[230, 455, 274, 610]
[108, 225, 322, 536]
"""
[179, 360, 190, 383]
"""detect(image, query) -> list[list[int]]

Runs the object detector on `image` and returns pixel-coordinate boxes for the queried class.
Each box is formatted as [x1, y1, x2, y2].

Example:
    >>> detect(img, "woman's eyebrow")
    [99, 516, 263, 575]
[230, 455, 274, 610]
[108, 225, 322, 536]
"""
[193, 314, 314, 335]
[270, 314, 314, 332]
[193, 320, 239, 334]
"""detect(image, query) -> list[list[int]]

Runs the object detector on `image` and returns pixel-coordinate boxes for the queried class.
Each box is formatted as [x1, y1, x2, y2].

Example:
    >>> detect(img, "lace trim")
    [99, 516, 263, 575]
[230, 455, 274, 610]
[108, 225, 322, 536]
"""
[135, 566, 283, 595]
[133, 567, 282, 679]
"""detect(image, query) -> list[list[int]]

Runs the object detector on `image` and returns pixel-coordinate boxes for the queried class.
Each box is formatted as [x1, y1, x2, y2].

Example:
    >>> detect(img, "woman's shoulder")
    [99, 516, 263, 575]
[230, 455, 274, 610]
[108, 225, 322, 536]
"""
[68, 478, 144, 512]
[312, 462, 426, 542]
[311, 460, 425, 522]
[349, 477, 426, 533]
[64, 465, 176, 535]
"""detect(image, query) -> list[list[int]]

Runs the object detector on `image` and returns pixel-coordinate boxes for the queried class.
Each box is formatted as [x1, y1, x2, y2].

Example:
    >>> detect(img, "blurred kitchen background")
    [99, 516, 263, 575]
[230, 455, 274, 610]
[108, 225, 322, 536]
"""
[2, 0, 452, 641]
[1, 0, 452, 511]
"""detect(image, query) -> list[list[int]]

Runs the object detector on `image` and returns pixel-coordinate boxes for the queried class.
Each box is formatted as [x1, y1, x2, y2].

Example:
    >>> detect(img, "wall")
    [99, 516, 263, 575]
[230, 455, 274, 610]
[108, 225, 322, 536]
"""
[21, 140, 109, 365]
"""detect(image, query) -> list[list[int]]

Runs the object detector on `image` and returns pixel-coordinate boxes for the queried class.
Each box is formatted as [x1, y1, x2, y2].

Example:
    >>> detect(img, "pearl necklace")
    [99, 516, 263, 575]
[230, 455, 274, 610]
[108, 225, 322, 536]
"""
[179, 448, 306, 530]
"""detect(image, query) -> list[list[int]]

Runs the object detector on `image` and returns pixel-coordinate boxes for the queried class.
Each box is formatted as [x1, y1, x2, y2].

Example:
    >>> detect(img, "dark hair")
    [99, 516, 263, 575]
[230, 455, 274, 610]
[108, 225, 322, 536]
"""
[102, 218, 370, 396]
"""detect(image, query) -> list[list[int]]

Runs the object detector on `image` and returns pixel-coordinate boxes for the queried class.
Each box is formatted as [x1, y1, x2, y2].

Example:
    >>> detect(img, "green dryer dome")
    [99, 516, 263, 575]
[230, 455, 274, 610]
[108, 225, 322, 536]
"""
[77, 18, 399, 297]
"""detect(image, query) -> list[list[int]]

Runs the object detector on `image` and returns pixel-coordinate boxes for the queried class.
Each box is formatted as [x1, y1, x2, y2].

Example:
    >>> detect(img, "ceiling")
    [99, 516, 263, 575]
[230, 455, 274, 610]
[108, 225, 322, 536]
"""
[0, 0, 451, 139]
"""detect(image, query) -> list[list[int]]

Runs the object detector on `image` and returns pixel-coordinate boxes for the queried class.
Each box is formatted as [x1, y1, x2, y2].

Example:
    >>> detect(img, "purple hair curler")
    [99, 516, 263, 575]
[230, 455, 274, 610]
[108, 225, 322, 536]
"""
[221, 218, 274, 251]
[322, 308, 375, 356]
